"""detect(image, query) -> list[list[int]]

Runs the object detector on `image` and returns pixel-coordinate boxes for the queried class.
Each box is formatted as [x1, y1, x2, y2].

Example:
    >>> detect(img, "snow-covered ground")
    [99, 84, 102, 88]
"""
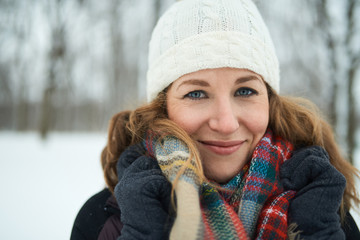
[0, 132, 359, 239]
[0, 132, 106, 240]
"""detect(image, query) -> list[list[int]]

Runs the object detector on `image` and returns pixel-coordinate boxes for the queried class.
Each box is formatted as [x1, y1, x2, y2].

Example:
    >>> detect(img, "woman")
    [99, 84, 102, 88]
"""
[71, 0, 360, 239]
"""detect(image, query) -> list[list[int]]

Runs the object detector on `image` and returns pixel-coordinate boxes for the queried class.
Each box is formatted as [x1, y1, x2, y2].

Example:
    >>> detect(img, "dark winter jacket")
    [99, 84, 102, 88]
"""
[70, 145, 360, 240]
[70, 189, 123, 240]
[70, 188, 360, 240]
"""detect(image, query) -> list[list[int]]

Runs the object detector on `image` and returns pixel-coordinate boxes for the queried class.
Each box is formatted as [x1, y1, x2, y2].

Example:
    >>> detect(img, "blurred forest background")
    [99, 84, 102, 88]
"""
[0, 0, 360, 162]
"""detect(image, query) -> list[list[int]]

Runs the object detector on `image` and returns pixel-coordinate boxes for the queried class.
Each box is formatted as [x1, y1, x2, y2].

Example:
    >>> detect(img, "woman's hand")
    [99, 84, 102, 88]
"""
[114, 145, 174, 240]
[280, 146, 346, 240]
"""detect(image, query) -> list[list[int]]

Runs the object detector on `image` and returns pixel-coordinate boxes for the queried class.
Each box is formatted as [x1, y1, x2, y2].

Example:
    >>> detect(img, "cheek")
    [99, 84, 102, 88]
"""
[251, 111, 269, 132]
[244, 102, 269, 135]
[243, 103, 269, 158]
[167, 102, 204, 135]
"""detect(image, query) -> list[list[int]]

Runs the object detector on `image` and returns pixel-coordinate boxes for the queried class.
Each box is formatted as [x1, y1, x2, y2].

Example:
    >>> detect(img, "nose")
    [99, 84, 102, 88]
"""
[208, 98, 240, 134]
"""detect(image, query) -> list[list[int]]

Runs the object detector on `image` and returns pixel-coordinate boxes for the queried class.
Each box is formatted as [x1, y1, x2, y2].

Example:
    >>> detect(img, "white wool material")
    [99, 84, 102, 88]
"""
[146, 0, 279, 102]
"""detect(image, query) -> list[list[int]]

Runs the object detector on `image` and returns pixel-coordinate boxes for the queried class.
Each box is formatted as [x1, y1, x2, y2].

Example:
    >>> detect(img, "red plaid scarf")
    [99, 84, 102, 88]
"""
[144, 129, 295, 239]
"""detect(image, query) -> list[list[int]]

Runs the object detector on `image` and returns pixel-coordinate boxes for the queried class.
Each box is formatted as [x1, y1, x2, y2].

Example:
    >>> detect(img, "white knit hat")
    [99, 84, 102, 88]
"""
[146, 0, 279, 102]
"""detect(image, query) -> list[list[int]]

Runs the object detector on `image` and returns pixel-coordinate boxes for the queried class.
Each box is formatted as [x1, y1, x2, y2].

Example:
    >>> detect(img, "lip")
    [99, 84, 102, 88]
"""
[198, 140, 244, 155]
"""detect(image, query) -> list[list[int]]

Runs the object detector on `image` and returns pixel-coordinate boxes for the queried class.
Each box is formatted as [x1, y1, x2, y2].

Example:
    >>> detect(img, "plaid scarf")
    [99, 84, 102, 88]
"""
[144, 129, 295, 240]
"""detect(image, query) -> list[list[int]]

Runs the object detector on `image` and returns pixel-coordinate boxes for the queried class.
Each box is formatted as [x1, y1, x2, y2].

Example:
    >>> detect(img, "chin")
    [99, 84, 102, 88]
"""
[204, 168, 239, 184]
[202, 157, 248, 184]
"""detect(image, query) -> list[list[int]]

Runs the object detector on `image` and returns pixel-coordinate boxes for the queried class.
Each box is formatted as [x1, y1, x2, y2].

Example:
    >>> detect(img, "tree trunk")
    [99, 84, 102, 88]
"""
[347, 66, 356, 164]
[315, 0, 338, 127]
[345, 0, 358, 164]
[39, 0, 66, 139]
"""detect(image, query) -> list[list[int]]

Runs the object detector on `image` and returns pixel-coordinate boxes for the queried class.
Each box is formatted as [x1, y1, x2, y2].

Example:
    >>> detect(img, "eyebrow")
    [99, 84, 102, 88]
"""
[235, 76, 262, 84]
[177, 75, 261, 90]
[176, 79, 210, 90]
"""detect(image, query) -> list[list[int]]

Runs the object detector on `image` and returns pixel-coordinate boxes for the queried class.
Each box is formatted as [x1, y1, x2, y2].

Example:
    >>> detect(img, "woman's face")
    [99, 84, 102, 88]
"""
[167, 68, 269, 183]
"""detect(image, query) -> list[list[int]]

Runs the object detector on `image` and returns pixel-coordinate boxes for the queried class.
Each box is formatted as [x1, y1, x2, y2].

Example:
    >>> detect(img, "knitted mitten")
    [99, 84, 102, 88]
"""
[114, 144, 174, 240]
[280, 146, 346, 240]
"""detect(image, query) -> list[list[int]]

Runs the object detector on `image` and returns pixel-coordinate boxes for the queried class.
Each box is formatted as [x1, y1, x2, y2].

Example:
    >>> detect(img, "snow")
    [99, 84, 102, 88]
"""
[0, 132, 106, 240]
[0, 131, 359, 239]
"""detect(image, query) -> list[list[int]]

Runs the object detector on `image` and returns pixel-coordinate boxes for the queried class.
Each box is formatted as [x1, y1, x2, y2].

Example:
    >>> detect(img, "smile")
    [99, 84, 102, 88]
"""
[199, 140, 244, 155]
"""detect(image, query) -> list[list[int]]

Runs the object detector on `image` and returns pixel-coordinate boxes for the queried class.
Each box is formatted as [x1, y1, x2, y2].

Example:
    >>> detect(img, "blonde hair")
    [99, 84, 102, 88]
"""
[102, 86, 359, 216]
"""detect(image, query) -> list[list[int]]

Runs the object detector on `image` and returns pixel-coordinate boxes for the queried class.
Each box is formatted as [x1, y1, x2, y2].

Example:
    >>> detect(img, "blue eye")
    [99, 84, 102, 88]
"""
[184, 90, 206, 99]
[235, 88, 257, 97]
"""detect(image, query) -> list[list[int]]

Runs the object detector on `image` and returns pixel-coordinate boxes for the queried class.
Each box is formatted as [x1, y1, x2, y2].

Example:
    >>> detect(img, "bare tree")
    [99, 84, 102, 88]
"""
[39, 0, 68, 138]
[105, 0, 139, 114]
[304, 0, 360, 163]
[259, 0, 359, 163]
[0, 62, 12, 129]
[314, 0, 339, 127]
[6, 0, 33, 131]
[0, 1, 14, 129]
[153, 0, 162, 26]
[345, 0, 360, 163]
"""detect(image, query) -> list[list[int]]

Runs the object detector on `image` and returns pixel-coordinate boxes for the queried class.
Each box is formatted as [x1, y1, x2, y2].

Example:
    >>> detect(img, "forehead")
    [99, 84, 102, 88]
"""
[171, 68, 264, 88]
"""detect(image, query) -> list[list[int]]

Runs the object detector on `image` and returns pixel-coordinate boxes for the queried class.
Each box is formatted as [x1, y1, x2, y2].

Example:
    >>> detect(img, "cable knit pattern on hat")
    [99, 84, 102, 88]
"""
[147, 0, 279, 102]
